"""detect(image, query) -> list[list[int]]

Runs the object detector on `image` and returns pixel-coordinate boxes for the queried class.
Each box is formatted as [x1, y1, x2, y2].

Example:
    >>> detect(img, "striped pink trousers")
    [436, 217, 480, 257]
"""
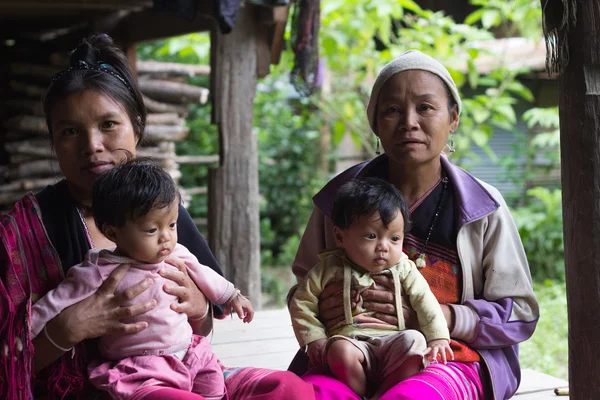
[305, 361, 484, 400]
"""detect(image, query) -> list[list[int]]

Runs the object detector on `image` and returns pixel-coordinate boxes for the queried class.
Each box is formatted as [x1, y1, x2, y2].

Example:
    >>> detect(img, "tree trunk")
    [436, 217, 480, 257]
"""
[139, 80, 209, 104]
[556, 1, 600, 397]
[208, 5, 261, 308]
[318, 62, 332, 174]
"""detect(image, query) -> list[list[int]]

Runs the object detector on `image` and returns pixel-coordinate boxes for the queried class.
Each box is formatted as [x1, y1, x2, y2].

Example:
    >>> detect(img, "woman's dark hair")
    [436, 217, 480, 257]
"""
[92, 158, 180, 231]
[331, 177, 411, 232]
[43, 33, 146, 141]
[442, 81, 458, 116]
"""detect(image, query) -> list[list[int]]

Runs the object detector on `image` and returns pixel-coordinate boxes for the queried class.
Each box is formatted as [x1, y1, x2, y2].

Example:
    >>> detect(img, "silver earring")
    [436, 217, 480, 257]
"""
[448, 134, 455, 154]
[375, 137, 380, 155]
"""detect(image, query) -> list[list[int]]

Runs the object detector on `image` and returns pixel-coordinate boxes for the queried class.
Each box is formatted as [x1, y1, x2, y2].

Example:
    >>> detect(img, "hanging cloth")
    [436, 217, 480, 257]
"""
[290, 0, 321, 96]
[151, 0, 242, 34]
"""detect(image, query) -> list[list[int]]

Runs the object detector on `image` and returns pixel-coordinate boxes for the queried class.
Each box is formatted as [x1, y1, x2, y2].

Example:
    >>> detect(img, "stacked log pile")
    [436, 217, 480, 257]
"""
[0, 58, 214, 213]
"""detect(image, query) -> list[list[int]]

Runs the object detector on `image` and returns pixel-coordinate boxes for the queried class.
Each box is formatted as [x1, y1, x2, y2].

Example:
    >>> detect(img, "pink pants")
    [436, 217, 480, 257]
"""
[305, 361, 484, 400]
[89, 335, 225, 400]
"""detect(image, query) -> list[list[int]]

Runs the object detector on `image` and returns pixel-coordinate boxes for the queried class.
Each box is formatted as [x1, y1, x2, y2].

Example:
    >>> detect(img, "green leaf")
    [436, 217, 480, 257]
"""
[377, 17, 392, 45]
[322, 37, 339, 56]
[434, 35, 451, 57]
[464, 8, 484, 25]
[376, 2, 393, 18]
[482, 9, 501, 29]
[350, 130, 364, 149]
[446, 68, 465, 88]
[471, 128, 488, 147]
[467, 59, 479, 89]
[398, 0, 423, 14]
[495, 104, 517, 124]
[321, 0, 344, 16]
[507, 81, 534, 102]
[332, 120, 346, 146]
[467, 48, 480, 59]
[471, 108, 491, 124]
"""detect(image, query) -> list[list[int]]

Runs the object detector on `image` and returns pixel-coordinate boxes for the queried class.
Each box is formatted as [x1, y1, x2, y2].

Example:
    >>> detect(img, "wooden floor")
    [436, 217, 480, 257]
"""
[212, 308, 569, 399]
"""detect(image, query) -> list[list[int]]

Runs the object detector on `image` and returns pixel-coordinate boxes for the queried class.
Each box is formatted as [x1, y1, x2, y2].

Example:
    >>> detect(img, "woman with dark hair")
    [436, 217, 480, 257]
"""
[0, 34, 313, 400]
[289, 50, 539, 400]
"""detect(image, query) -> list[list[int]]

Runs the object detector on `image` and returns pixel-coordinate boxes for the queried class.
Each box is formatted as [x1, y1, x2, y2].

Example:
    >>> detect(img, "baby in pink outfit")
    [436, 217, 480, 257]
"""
[30, 159, 254, 400]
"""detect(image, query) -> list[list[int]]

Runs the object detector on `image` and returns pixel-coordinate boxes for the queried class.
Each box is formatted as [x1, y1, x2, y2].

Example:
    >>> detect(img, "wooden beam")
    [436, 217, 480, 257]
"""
[269, 9, 288, 65]
[208, 5, 261, 308]
[254, 5, 291, 76]
[0, 1, 150, 11]
[256, 23, 272, 78]
[553, 0, 600, 398]
[110, 5, 215, 44]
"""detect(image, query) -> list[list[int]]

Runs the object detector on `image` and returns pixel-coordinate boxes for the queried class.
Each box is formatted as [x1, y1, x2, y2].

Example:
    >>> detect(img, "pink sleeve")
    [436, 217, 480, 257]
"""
[30, 260, 104, 339]
[173, 245, 237, 305]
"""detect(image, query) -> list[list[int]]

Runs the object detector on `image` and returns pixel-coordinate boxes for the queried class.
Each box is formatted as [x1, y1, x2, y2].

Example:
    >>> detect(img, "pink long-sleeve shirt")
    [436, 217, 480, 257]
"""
[30, 244, 236, 360]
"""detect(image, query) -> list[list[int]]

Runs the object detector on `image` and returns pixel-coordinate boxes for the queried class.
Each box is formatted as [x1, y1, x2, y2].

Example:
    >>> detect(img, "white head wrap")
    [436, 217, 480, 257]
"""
[366, 50, 462, 133]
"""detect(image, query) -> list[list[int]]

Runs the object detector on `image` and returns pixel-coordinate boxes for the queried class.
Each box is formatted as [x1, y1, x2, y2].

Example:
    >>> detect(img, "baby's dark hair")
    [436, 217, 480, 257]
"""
[92, 158, 180, 231]
[331, 177, 411, 232]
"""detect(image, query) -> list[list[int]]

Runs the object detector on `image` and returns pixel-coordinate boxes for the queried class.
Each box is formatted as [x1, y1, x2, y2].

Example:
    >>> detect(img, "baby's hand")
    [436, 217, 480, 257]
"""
[425, 339, 454, 364]
[307, 338, 327, 368]
[228, 292, 254, 323]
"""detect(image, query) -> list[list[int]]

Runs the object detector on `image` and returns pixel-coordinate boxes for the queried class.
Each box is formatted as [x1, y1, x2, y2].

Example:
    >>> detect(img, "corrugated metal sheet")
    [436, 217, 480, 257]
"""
[461, 37, 548, 74]
[466, 125, 526, 197]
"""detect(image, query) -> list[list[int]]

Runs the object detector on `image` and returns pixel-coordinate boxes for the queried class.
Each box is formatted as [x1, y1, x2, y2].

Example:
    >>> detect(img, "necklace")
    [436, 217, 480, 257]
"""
[76, 206, 96, 249]
[415, 176, 449, 268]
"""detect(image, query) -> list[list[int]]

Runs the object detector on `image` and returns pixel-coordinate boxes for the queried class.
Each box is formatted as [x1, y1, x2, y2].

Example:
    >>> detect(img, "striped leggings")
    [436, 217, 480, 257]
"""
[306, 361, 484, 400]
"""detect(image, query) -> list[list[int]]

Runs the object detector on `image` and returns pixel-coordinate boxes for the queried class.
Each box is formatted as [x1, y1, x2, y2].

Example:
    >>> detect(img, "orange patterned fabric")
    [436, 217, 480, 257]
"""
[404, 235, 480, 363]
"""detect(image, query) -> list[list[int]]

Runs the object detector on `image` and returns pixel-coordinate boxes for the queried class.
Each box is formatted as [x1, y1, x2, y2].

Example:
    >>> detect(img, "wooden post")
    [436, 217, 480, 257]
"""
[208, 5, 261, 308]
[557, 1, 600, 398]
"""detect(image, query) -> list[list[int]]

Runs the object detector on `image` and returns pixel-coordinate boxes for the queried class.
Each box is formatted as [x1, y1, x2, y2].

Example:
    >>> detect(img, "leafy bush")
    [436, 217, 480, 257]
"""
[255, 74, 326, 266]
[519, 280, 568, 379]
[512, 187, 564, 281]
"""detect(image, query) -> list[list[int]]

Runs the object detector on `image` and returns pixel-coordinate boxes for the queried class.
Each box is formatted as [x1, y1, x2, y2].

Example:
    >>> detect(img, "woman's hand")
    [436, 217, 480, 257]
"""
[364, 274, 420, 329]
[318, 274, 419, 330]
[307, 338, 327, 368]
[160, 255, 208, 319]
[317, 280, 347, 330]
[47, 263, 156, 348]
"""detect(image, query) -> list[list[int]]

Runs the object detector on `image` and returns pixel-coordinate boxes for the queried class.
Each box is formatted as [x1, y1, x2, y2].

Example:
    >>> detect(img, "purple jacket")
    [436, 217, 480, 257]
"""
[291, 154, 539, 400]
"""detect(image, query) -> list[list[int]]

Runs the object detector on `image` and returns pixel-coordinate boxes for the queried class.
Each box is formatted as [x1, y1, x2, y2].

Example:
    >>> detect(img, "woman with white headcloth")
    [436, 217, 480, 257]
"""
[288, 50, 539, 400]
